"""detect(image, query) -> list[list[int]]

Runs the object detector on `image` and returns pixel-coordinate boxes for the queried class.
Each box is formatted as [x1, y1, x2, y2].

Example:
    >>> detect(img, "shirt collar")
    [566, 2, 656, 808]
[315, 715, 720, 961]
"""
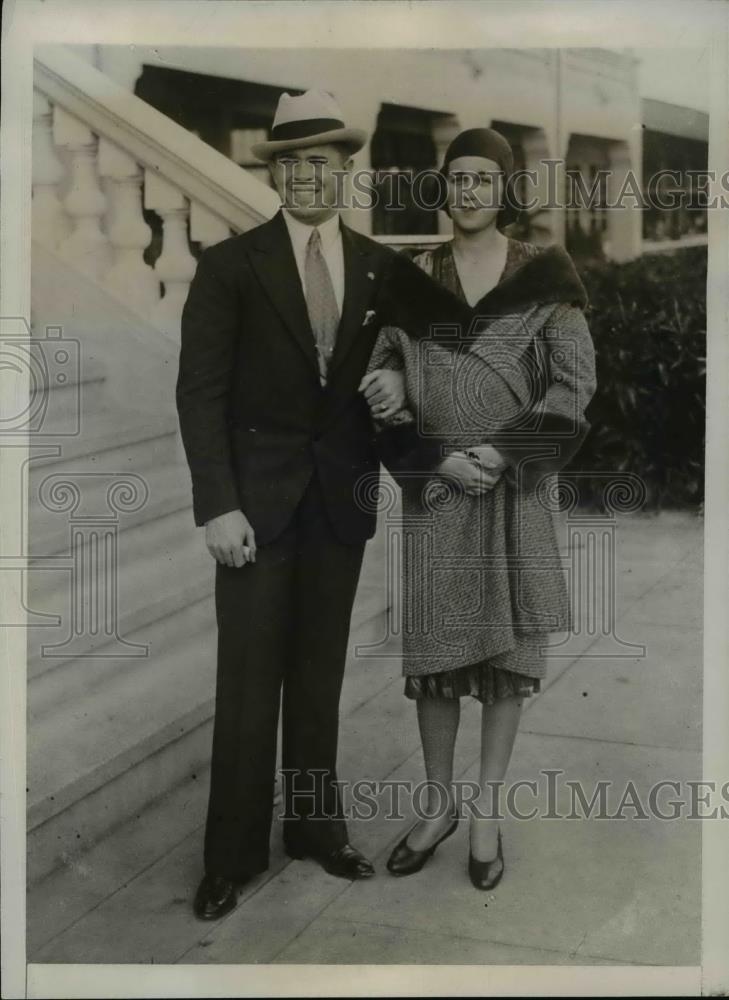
[282, 209, 341, 255]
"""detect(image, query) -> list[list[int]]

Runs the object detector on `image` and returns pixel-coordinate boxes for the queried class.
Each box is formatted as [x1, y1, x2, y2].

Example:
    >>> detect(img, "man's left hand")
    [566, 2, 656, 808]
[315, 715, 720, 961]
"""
[359, 368, 405, 420]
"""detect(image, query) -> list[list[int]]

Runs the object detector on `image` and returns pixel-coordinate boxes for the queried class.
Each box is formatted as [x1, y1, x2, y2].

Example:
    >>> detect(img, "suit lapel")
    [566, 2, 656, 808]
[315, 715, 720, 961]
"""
[329, 224, 377, 377]
[248, 211, 319, 374]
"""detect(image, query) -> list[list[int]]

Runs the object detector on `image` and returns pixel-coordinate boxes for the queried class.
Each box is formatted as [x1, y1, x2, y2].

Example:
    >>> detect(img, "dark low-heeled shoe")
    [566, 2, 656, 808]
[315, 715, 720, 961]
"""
[468, 828, 504, 891]
[386, 816, 459, 876]
[193, 873, 240, 920]
[286, 841, 375, 880]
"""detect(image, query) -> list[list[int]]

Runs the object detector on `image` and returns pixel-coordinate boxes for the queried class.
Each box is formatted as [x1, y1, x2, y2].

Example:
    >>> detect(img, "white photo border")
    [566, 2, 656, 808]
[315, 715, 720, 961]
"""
[2, 1, 727, 997]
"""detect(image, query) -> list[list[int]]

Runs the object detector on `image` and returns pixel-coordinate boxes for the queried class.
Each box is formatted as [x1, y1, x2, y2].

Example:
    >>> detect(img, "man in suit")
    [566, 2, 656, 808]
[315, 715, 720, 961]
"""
[176, 90, 412, 920]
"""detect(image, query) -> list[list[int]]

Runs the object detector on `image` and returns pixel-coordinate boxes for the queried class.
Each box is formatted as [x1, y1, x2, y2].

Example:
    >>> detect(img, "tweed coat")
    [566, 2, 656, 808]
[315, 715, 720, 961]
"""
[368, 240, 597, 677]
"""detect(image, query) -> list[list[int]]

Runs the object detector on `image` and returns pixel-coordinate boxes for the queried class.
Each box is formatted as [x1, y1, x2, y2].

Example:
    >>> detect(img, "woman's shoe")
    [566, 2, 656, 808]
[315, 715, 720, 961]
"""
[468, 828, 504, 890]
[387, 816, 459, 876]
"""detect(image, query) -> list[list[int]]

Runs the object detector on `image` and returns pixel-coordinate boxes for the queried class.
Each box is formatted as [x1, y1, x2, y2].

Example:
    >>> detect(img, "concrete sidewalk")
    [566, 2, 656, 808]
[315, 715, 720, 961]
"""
[28, 511, 703, 966]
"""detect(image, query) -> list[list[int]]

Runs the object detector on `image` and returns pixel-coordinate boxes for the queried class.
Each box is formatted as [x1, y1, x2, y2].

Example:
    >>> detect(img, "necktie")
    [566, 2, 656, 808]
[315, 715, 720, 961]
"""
[304, 227, 340, 385]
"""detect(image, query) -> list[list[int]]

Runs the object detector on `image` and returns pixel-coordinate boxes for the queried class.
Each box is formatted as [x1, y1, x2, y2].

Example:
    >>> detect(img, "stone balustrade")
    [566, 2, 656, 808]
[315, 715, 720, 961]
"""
[32, 47, 454, 340]
[32, 45, 281, 339]
[32, 91, 236, 339]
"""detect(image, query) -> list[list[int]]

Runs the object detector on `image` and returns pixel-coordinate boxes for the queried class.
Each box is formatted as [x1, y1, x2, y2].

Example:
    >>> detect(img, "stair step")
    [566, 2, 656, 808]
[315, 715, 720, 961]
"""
[29, 593, 215, 721]
[33, 368, 109, 433]
[26, 506, 212, 676]
[28, 411, 180, 469]
[27, 613, 401, 950]
[27, 703, 215, 887]
[34, 355, 107, 389]
[27, 589, 392, 885]
[28, 600, 218, 825]
[30, 491, 197, 590]
[28, 459, 192, 557]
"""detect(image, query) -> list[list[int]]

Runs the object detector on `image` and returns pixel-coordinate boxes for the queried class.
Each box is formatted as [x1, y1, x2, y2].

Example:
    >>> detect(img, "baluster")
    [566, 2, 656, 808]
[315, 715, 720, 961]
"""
[54, 108, 111, 279]
[190, 200, 232, 250]
[98, 138, 160, 316]
[145, 171, 197, 337]
[32, 92, 69, 249]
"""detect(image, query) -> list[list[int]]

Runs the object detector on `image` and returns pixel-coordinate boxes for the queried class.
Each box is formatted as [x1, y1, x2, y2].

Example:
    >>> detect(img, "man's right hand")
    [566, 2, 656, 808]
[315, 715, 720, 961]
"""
[204, 509, 256, 567]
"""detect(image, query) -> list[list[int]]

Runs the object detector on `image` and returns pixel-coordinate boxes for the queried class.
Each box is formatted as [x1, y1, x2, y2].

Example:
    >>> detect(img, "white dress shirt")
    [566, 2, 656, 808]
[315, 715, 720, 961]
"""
[282, 209, 345, 315]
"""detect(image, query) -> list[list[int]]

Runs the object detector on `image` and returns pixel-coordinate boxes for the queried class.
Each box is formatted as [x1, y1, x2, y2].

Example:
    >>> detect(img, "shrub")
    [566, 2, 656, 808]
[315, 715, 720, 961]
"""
[562, 247, 706, 511]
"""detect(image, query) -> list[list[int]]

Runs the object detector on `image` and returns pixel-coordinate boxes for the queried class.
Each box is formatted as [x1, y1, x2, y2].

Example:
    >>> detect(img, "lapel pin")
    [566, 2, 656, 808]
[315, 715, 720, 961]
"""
[367, 272, 375, 280]
[363, 309, 376, 326]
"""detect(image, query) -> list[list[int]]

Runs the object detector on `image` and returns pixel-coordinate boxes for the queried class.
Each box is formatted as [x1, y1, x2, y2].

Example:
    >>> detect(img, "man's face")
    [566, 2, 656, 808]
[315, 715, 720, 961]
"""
[268, 143, 353, 224]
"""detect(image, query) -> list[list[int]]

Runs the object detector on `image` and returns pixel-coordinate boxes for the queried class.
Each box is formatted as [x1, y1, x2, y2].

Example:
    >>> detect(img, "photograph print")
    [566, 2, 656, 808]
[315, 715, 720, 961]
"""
[13, 19, 717, 983]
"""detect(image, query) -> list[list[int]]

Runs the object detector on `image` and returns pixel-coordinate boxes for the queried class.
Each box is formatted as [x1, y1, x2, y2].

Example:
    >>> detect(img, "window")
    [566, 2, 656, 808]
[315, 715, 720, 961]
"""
[642, 131, 708, 242]
[370, 104, 442, 236]
[135, 65, 297, 191]
[564, 135, 611, 260]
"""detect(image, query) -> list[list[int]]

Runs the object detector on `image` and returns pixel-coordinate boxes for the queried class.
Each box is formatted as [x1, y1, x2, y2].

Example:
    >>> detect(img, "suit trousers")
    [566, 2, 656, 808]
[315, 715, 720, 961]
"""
[204, 472, 366, 881]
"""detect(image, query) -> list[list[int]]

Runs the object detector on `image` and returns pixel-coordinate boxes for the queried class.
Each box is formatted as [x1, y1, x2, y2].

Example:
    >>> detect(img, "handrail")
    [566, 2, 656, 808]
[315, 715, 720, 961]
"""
[34, 45, 280, 233]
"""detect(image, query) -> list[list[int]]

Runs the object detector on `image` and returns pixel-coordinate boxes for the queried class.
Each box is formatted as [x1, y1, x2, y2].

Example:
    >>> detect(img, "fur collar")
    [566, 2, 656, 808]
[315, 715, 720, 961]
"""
[475, 243, 588, 315]
[376, 242, 587, 339]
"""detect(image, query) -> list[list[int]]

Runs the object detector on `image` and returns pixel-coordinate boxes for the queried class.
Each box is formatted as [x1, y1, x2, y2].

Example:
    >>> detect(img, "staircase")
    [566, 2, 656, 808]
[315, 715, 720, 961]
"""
[26, 46, 402, 884]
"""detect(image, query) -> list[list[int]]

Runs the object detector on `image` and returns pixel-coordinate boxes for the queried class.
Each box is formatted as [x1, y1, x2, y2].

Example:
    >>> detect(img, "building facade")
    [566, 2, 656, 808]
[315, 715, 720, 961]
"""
[87, 45, 707, 261]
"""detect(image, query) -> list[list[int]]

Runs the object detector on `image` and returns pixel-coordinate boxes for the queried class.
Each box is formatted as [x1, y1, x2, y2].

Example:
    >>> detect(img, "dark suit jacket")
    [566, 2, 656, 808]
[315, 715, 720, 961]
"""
[176, 210, 401, 545]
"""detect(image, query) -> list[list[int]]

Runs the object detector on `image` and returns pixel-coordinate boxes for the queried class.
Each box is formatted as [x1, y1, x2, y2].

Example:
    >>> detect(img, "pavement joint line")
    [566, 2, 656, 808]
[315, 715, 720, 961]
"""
[438, 690, 699, 806]
[448, 627, 621, 782]
[172, 853, 303, 965]
[366, 625, 623, 812]
[179, 701, 507, 960]
[31, 518, 702, 963]
[32, 813, 296, 963]
[344, 668, 404, 717]
[518, 728, 701, 755]
[32, 638, 696, 962]
[281, 913, 653, 967]
[344, 531, 690, 722]
[260, 876, 358, 966]
[31, 702, 425, 959]
[29, 818, 209, 959]
[618, 551, 700, 604]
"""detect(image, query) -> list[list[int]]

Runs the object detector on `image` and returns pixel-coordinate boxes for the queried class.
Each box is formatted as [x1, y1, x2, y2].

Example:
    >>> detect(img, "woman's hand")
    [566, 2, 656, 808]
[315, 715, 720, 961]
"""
[437, 451, 504, 496]
[464, 444, 509, 472]
[359, 368, 405, 420]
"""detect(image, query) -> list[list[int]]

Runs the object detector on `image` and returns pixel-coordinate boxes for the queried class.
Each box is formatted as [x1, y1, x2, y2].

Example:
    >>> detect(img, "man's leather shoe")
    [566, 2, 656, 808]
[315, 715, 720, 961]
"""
[193, 874, 240, 920]
[286, 842, 375, 880]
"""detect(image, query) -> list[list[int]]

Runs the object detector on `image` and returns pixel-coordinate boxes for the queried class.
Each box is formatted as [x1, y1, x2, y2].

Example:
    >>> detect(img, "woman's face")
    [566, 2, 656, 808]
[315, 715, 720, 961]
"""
[446, 155, 503, 234]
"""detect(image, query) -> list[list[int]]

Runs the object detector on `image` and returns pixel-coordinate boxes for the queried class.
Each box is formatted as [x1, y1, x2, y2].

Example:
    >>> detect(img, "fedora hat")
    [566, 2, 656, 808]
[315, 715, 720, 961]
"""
[251, 89, 367, 161]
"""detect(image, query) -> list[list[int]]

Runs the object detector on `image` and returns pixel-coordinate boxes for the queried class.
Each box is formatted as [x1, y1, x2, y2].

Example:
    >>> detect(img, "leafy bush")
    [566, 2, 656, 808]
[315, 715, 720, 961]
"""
[562, 247, 706, 510]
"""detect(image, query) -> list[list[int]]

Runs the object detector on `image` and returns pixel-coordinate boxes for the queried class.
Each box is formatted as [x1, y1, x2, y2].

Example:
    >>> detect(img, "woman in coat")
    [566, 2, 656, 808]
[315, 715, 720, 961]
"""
[366, 128, 597, 889]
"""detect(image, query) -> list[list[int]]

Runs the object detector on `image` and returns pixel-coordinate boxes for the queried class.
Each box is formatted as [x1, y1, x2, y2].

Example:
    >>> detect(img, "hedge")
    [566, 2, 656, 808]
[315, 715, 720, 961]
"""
[563, 246, 706, 511]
